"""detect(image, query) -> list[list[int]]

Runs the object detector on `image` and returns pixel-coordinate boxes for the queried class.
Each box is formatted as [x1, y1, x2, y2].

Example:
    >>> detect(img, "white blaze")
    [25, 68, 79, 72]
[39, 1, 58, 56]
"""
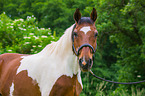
[80, 26, 91, 34]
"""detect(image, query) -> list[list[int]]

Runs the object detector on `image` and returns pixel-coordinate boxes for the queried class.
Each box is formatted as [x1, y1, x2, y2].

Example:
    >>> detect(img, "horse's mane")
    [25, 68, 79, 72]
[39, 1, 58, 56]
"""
[18, 24, 82, 95]
[38, 24, 75, 57]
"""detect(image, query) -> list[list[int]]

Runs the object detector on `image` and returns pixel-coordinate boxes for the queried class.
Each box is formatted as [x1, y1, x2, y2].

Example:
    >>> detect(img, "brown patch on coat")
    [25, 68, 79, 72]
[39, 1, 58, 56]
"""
[0, 53, 23, 95]
[50, 75, 82, 96]
[0, 53, 41, 96]
[13, 70, 41, 96]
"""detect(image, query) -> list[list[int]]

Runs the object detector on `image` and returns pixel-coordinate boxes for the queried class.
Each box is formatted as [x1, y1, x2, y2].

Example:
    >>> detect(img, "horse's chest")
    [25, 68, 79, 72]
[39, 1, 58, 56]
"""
[50, 75, 82, 96]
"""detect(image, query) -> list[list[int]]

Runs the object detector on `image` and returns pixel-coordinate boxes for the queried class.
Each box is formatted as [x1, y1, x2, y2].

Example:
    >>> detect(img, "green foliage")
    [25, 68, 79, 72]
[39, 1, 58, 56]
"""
[94, 0, 145, 95]
[0, 0, 97, 36]
[0, 13, 57, 54]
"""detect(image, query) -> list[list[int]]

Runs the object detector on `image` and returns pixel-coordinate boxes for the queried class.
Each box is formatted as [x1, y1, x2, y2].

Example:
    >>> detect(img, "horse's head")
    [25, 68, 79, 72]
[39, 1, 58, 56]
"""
[72, 8, 98, 72]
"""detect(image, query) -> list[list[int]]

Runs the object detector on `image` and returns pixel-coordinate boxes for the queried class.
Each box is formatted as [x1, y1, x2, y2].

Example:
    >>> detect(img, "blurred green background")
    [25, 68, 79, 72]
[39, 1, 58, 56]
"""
[0, 0, 145, 95]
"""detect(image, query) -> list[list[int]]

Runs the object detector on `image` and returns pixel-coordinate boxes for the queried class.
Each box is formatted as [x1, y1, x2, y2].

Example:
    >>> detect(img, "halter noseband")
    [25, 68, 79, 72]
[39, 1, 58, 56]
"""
[72, 24, 97, 56]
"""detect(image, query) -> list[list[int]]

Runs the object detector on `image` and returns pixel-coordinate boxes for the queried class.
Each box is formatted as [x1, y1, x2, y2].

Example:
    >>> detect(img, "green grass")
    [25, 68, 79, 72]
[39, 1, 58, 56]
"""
[80, 81, 145, 96]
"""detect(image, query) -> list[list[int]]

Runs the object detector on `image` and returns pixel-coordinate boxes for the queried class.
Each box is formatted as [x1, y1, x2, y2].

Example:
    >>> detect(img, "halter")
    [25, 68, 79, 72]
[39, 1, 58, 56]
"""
[72, 24, 97, 56]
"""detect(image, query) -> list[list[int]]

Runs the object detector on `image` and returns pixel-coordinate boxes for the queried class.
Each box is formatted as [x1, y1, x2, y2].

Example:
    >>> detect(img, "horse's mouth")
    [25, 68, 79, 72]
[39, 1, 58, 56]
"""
[79, 58, 93, 72]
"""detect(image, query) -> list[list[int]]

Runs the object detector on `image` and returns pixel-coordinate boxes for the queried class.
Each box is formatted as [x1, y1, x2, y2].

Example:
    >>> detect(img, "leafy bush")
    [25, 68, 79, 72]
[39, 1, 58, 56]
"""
[0, 12, 57, 54]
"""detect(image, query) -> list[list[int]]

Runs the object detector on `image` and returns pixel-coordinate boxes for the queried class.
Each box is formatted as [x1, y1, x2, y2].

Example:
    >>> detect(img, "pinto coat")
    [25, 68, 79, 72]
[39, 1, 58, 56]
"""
[0, 24, 82, 96]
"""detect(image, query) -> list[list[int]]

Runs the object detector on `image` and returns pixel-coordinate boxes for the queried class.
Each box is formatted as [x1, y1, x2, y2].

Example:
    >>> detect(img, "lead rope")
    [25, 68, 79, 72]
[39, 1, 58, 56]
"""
[90, 70, 145, 84]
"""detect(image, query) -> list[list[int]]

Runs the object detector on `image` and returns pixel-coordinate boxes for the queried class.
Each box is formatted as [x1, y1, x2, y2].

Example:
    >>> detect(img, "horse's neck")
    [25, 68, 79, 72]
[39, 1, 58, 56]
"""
[40, 24, 74, 56]
[38, 24, 79, 74]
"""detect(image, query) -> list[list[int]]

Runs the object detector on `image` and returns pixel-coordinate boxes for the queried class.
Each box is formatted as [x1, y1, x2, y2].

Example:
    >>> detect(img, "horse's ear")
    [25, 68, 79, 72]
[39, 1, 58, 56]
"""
[90, 8, 97, 22]
[74, 8, 81, 23]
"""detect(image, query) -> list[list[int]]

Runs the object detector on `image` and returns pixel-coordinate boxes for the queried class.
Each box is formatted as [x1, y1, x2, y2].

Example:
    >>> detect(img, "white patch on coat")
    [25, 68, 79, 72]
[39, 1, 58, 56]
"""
[16, 24, 83, 96]
[10, 83, 14, 96]
[80, 26, 91, 34]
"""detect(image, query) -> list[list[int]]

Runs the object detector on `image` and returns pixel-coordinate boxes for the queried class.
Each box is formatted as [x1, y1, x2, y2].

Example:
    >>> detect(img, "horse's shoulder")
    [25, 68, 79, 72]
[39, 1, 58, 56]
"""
[0, 53, 27, 78]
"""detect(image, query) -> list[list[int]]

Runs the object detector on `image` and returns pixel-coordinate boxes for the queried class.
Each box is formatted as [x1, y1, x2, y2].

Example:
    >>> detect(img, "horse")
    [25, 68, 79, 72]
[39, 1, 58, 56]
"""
[0, 8, 98, 96]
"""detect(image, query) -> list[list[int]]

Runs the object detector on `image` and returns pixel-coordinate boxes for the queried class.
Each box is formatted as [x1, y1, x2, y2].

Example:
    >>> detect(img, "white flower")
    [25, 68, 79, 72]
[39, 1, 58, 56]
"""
[8, 50, 12, 52]
[33, 36, 39, 39]
[40, 28, 45, 30]
[24, 37, 30, 39]
[19, 27, 26, 31]
[10, 26, 13, 28]
[137, 75, 141, 78]
[24, 42, 30, 45]
[41, 35, 47, 38]
[48, 32, 51, 35]
[19, 19, 24, 22]
[27, 16, 31, 19]
[31, 49, 34, 52]
[38, 45, 42, 47]
[29, 33, 34, 35]
[14, 19, 23, 22]
[32, 45, 36, 47]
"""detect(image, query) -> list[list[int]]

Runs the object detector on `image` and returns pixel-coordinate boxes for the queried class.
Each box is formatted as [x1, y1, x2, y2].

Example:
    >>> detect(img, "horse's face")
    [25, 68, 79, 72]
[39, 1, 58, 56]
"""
[72, 8, 98, 72]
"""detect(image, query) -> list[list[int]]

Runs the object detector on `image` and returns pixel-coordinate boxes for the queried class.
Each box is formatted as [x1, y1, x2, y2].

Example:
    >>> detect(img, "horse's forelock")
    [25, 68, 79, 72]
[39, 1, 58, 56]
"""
[78, 17, 94, 25]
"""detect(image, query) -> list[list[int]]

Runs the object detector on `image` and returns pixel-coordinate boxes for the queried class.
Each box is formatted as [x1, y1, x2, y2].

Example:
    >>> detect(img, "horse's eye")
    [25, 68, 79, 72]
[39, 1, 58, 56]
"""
[95, 33, 98, 37]
[73, 32, 78, 37]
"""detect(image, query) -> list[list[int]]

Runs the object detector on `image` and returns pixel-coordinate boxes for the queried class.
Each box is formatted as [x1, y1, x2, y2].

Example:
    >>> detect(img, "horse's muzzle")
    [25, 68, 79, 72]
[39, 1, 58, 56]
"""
[75, 43, 95, 72]
[79, 58, 93, 72]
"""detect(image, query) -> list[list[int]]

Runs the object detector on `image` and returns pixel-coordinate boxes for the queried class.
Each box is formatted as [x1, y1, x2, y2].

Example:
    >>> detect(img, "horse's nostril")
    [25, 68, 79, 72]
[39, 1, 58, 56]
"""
[89, 59, 92, 65]
[79, 58, 83, 66]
